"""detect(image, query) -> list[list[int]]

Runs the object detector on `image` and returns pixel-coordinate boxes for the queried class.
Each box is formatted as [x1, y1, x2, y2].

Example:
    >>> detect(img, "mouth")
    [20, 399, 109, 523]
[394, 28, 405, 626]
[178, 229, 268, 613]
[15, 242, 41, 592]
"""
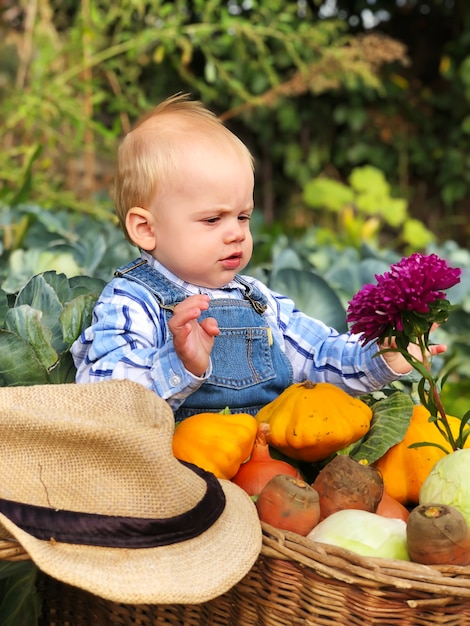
[224, 251, 242, 260]
[220, 252, 242, 269]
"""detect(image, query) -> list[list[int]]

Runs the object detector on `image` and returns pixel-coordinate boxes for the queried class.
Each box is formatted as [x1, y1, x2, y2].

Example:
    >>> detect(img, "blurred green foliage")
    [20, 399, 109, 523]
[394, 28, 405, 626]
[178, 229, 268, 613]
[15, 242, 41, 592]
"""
[2, 1, 469, 246]
[0, 560, 41, 626]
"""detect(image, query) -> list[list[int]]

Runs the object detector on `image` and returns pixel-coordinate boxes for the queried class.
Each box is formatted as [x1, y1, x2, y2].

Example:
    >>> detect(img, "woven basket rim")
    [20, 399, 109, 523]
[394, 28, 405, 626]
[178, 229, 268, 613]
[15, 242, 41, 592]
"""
[3, 525, 470, 599]
[260, 522, 470, 599]
[0, 536, 30, 561]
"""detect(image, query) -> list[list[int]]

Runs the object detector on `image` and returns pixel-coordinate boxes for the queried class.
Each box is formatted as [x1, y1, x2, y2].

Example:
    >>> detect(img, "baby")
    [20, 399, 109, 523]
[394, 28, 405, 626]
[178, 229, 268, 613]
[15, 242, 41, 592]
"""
[71, 94, 444, 421]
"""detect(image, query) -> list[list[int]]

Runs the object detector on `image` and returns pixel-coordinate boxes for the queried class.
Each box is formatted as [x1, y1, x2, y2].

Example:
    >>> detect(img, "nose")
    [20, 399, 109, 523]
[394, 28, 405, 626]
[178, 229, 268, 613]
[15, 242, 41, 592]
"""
[223, 219, 245, 243]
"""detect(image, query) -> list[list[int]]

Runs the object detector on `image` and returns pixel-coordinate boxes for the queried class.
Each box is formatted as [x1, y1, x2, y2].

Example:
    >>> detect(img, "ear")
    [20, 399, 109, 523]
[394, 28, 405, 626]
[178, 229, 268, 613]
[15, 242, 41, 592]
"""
[125, 207, 157, 251]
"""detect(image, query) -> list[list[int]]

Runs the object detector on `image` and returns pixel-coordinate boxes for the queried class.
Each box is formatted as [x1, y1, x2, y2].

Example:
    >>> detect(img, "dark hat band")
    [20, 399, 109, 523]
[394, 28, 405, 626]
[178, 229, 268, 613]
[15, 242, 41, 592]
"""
[0, 462, 226, 548]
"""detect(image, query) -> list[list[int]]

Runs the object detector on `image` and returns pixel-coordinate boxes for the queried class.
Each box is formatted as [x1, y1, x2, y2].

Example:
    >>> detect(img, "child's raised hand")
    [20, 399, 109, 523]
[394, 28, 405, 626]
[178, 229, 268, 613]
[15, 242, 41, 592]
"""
[168, 294, 220, 377]
[379, 325, 447, 375]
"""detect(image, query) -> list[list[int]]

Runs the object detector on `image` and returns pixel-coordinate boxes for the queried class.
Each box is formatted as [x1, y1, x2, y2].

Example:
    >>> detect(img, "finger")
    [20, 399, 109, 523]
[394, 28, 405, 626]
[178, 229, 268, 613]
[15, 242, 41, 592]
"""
[170, 303, 208, 328]
[199, 317, 220, 337]
[170, 322, 193, 345]
[170, 296, 210, 328]
[174, 294, 210, 314]
[429, 343, 447, 356]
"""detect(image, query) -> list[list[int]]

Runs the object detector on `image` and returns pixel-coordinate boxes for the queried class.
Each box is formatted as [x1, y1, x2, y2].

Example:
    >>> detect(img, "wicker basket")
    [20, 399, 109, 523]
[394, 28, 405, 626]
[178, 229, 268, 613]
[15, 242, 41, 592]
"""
[3, 523, 470, 625]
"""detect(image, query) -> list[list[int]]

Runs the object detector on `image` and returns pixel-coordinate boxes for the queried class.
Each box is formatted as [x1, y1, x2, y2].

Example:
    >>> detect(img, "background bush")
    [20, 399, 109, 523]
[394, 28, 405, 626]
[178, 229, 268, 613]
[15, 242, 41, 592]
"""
[1, 0, 469, 245]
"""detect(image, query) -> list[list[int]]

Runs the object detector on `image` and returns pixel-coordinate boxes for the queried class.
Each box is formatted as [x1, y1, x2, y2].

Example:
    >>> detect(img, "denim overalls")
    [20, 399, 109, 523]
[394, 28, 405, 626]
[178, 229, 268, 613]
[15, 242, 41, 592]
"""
[115, 259, 293, 420]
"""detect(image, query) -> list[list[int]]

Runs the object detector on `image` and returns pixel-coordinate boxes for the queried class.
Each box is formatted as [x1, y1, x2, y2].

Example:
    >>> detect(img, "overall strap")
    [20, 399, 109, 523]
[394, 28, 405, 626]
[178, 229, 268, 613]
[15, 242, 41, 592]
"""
[114, 259, 186, 310]
[234, 276, 268, 314]
[115, 259, 268, 315]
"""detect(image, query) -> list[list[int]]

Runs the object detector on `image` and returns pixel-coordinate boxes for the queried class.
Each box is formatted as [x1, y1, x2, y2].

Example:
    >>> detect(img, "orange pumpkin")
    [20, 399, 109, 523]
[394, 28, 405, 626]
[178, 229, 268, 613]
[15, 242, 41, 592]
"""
[374, 405, 469, 506]
[256, 381, 372, 462]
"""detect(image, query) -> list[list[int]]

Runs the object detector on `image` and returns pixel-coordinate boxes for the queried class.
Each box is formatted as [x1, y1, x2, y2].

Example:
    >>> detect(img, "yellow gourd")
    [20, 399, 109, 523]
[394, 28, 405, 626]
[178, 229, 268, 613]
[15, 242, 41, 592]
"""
[374, 404, 470, 506]
[172, 410, 258, 480]
[256, 381, 373, 462]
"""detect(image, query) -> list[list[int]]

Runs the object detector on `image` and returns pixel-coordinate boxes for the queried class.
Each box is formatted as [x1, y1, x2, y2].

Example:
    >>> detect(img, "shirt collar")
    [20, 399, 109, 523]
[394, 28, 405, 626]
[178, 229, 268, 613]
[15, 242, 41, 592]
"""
[140, 251, 243, 296]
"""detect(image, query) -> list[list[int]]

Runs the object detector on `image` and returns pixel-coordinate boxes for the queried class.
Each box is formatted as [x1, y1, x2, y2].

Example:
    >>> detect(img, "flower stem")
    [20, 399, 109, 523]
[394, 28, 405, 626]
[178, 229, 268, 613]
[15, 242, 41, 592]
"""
[417, 335, 457, 451]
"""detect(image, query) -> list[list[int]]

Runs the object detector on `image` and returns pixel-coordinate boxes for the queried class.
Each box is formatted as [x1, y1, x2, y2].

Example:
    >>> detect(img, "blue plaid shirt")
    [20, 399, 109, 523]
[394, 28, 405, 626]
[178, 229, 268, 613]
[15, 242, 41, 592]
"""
[71, 252, 399, 411]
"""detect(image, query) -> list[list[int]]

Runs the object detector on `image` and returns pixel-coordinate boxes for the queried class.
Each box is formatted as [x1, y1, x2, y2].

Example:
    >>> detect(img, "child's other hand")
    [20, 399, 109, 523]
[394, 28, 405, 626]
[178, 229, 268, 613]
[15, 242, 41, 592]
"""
[168, 294, 220, 377]
[379, 326, 447, 375]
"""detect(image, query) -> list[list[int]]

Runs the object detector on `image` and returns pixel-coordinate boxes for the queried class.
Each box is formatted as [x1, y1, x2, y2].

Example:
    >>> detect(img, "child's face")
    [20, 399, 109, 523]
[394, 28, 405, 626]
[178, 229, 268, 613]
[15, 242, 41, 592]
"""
[149, 141, 254, 289]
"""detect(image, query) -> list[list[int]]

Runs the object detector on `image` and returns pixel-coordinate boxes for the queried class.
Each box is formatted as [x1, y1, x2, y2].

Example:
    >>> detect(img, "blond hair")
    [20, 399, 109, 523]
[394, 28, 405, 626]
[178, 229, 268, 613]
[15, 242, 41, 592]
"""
[113, 93, 254, 240]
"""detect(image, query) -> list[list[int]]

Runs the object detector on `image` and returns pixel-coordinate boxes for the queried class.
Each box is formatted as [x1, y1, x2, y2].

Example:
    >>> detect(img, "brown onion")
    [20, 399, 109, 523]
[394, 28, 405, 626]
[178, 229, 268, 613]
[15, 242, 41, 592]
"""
[231, 424, 300, 496]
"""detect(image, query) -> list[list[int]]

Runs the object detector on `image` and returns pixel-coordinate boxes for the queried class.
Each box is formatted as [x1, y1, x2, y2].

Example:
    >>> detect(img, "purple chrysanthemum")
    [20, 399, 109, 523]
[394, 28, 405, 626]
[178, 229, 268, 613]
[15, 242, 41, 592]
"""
[346, 253, 461, 345]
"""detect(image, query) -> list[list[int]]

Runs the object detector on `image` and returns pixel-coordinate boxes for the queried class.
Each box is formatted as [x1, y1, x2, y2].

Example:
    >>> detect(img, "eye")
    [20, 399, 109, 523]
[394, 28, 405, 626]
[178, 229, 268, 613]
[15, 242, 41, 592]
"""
[203, 217, 220, 224]
[238, 214, 251, 222]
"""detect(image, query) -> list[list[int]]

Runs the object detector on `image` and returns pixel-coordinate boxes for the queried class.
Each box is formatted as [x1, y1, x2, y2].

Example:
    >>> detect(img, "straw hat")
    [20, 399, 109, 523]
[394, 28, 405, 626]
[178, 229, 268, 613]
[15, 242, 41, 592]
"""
[0, 380, 262, 604]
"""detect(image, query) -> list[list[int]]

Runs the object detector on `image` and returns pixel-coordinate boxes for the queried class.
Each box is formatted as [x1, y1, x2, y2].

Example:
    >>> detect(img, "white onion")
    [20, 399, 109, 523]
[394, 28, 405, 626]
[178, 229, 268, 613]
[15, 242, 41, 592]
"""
[307, 509, 409, 560]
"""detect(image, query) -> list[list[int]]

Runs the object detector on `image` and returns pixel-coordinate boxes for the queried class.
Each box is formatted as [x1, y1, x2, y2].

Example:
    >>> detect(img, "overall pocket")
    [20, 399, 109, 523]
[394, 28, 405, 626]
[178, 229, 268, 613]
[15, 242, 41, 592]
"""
[207, 327, 275, 389]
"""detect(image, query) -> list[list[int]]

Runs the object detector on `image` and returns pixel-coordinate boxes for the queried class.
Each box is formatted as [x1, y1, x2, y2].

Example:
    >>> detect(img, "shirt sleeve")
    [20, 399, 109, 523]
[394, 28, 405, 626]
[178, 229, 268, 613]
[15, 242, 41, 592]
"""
[254, 281, 401, 396]
[70, 278, 209, 411]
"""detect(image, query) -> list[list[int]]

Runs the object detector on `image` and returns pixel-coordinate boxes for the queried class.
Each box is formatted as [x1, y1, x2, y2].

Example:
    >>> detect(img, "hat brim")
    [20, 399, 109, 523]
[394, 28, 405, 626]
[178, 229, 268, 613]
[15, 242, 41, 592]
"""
[0, 480, 262, 605]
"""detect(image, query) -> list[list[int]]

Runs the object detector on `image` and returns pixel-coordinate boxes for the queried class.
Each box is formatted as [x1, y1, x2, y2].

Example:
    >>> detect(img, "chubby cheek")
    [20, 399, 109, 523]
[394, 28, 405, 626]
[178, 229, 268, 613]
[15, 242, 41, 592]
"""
[245, 233, 254, 256]
[184, 243, 211, 265]
[174, 241, 215, 275]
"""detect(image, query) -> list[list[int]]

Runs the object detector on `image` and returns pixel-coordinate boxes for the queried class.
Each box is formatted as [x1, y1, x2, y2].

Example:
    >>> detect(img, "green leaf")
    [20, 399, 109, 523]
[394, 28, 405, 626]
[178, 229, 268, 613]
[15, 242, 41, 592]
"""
[462, 114, 470, 134]
[4, 306, 58, 370]
[48, 352, 77, 384]
[408, 440, 451, 454]
[0, 289, 9, 324]
[349, 165, 389, 197]
[67, 274, 105, 298]
[2, 250, 81, 295]
[35, 271, 73, 304]
[270, 267, 347, 331]
[303, 178, 354, 212]
[60, 293, 99, 346]
[8, 144, 42, 207]
[0, 330, 50, 386]
[0, 561, 41, 626]
[325, 256, 391, 298]
[349, 392, 414, 464]
[402, 218, 435, 249]
[204, 59, 217, 83]
[376, 198, 408, 227]
[271, 247, 304, 273]
[15, 274, 66, 353]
